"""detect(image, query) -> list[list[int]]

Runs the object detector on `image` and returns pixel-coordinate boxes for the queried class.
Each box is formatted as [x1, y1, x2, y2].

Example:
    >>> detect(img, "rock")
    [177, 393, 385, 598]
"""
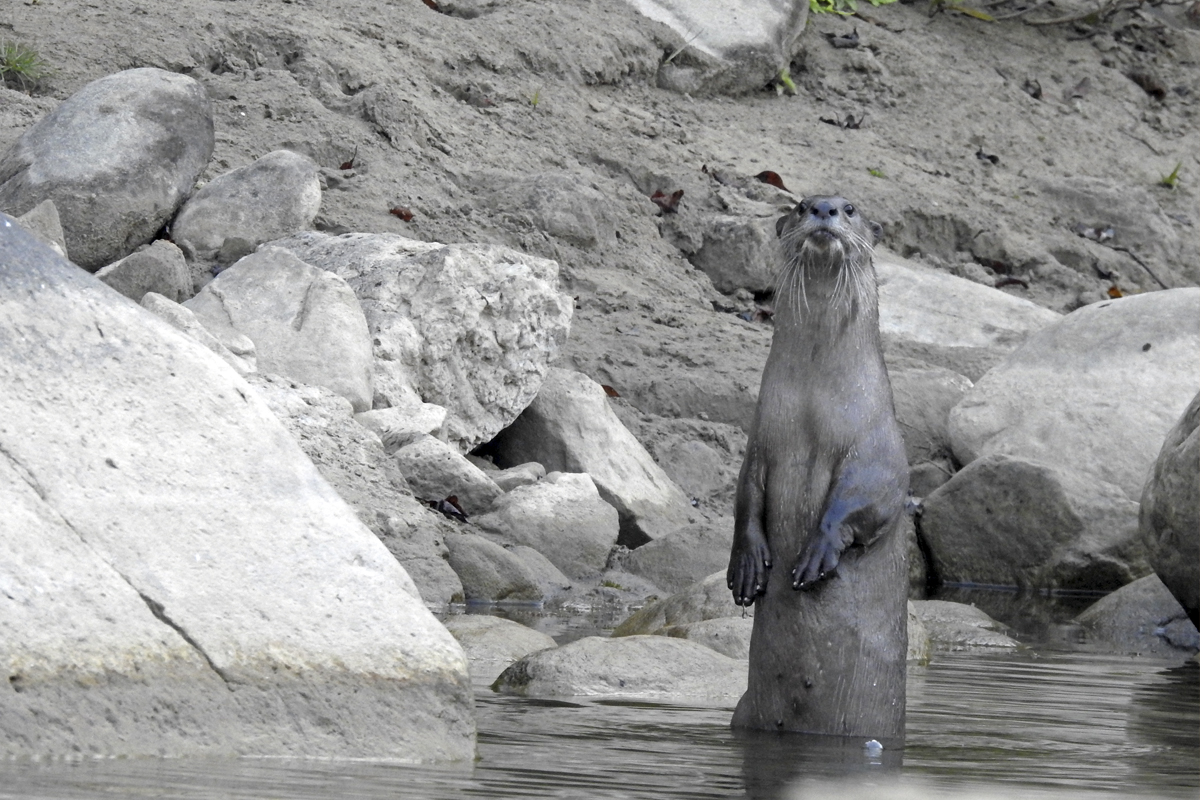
[509, 545, 573, 598]
[875, 248, 1063, 380]
[909, 600, 1020, 650]
[14, 199, 66, 257]
[355, 403, 449, 453]
[492, 635, 747, 699]
[920, 454, 1145, 592]
[475, 171, 617, 249]
[685, 214, 779, 294]
[248, 373, 464, 607]
[907, 603, 933, 664]
[95, 240, 192, 303]
[440, 615, 557, 683]
[184, 247, 374, 412]
[140, 291, 256, 375]
[492, 461, 546, 492]
[654, 437, 731, 503]
[486, 368, 693, 547]
[619, 517, 732, 594]
[0, 68, 214, 270]
[626, 0, 809, 96]
[889, 360, 974, 463]
[1074, 574, 1198, 658]
[474, 472, 620, 580]
[394, 435, 504, 515]
[444, 533, 545, 603]
[948, 289, 1200, 499]
[0, 216, 472, 760]
[611, 571, 741, 636]
[273, 231, 573, 451]
[172, 150, 320, 265]
[663, 617, 754, 659]
[1139, 391, 1200, 628]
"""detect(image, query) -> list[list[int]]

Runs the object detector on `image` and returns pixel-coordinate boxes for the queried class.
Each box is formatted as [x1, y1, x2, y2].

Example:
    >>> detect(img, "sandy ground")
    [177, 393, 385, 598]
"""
[2, 0, 1197, 522]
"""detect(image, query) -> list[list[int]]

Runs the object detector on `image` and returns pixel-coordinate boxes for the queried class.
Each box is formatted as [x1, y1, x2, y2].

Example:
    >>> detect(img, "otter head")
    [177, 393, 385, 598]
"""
[773, 195, 883, 315]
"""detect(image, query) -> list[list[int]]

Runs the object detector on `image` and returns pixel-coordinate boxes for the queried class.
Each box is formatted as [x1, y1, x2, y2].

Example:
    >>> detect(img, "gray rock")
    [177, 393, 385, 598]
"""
[14, 199, 66, 257]
[0, 216, 472, 759]
[889, 360, 974, 463]
[248, 374, 464, 607]
[612, 571, 741, 636]
[509, 545, 573, 597]
[444, 532, 544, 603]
[626, 0, 809, 96]
[620, 517, 732, 594]
[273, 231, 573, 451]
[948, 288, 1200, 499]
[876, 248, 1062, 380]
[1074, 574, 1198, 658]
[493, 634, 747, 699]
[474, 472, 620, 580]
[662, 617, 754, 659]
[654, 438, 731, 503]
[492, 461, 546, 492]
[185, 247, 374, 412]
[394, 434, 504, 515]
[140, 291, 256, 375]
[907, 603, 933, 664]
[909, 600, 1020, 651]
[172, 150, 322, 272]
[686, 214, 780, 294]
[95, 239, 192, 303]
[921, 454, 1145, 592]
[355, 403, 448, 454]
[475, 171, 617, 249]
[1139, 391, 1200, 628]
[440, 615, 557, 683]
[0, 68, 214, 270]
[486, 368, 694, 547]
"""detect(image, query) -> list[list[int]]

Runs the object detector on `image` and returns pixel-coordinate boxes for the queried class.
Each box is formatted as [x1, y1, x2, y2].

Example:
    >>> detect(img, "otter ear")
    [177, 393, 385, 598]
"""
[870, 221, 883, 244]
[776, 213, 790, 238]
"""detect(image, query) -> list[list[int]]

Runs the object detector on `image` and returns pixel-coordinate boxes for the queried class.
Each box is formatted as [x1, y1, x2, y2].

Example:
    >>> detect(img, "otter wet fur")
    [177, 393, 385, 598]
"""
[727, 195, 909, 739]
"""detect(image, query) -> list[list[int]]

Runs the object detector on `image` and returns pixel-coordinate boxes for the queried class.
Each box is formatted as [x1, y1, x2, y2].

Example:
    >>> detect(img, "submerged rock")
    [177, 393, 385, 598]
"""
[0, 217, 473, 760]
[1074, 574, 1198, 659]
[0, 68, 214, 269]
[908, 600, 1020, 651]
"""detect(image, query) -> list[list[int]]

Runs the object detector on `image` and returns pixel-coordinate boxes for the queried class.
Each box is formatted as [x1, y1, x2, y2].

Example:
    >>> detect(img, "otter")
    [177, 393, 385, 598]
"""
[727, 195, 909, 739]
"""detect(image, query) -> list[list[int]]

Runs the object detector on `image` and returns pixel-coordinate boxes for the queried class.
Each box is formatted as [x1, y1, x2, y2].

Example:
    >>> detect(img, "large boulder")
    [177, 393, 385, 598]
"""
[443, 532, 544, 603]
[948, 289, 1200, 499]
[1139, 391, 1200, 627]
[908, 600, 1020, 651]
[95, 239, 192, 303]
[920, 454, 1145, 591]
[625, 0, 809, 96]
[612, 571, 741, 636]
[618, 518, 733, 594]
[393, 435, 504, 515]
[0, 68, 214, 269]
[171, 149, 321, 271]
[440, 615, 557, 684]
[273, 231, 574, 451]
[1074, 574, 1198, 659]
[247, 374, 465, 606]
[141, 292, 256, 375]
[485, 368, 693, 547]
[492, 635, 747, 699]
[889, 359, 974, 464]
[473, 472, 620, 580]
[875, 249, 1063, 380]
[0, 217, 472, 759]
[185, 247, 374, 412]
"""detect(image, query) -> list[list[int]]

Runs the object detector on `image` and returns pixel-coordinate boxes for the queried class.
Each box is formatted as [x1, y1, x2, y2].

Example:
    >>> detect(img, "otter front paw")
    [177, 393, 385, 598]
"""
[727, 539, 771, 607]
[791, 534, 843, 590]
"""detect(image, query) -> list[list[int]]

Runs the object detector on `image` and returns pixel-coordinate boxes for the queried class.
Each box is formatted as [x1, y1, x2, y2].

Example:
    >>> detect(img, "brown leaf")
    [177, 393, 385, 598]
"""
[421, 0, 442, 10]
[754, 171, 790, 192]
[1107, 285, 1124, 299]
[389, 206, 414, 221]
[601, 384, 621, 398]
[650, 189, 684, 214]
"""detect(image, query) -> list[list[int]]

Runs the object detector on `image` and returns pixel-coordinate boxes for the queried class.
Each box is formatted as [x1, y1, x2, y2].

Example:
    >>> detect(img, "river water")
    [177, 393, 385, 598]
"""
[2, 598, 1196, 800]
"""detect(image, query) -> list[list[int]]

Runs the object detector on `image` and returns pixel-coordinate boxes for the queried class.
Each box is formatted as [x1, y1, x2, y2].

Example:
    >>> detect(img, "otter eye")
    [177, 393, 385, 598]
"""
[796, 201, 808, 214]
[844, 204, 856, 216]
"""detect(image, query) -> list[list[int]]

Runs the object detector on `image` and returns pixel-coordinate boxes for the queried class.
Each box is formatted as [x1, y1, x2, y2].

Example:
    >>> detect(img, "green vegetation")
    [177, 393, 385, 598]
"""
[0, 40, 49, 92]
[600, 580, 625, 590]
[1159, 162, 1182, 189]
[868, 167, 887, 178]
[810, 0, 897, 16]
[928, 0, 995, 20]
[529, 87, 542, 108]
[775, 67, 797, 96]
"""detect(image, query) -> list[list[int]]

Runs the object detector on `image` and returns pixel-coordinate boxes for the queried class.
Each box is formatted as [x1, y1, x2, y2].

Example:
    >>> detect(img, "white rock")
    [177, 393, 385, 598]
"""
[441, 615, 557, 684]
[487, 368, 693, 546]
[492, 461, 546, 492]
[0, 218, 473, 760]
[14, 199, 67, 258]
[612, 571, 742, 636]
[474, 472, 620, 580]
[96, 239, 192, 303]
[948, 288, 1200, 499]
[184, 246, 374, 411]
[662, 617, 754, 660]
[394, 435, 504, 515]
[141, 291, 256, 375]
[272, 231, 574, 451]
[356, 403, 448, 453]
[493, 635, 747, 699]
[444, 532, 544, 603]
[908, 601, 1020, 651]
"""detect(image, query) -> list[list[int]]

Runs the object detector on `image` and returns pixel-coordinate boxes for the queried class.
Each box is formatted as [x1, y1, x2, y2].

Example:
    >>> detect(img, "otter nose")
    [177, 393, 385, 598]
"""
[810, 200, 838, 220]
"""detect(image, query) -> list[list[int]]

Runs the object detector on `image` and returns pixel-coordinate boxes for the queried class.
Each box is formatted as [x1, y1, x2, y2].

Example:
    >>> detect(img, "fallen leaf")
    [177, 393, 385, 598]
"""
[601, 385, 621, 398]
[650, 189, 684, 214]
[754, 171, 790, 192]
[1107, 285, 1124, 298]
[389, 206, 414, 221]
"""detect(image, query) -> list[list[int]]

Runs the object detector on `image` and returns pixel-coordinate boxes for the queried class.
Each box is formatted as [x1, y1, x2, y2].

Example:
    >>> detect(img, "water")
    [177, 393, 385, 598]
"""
[2, 594, 1197, 800]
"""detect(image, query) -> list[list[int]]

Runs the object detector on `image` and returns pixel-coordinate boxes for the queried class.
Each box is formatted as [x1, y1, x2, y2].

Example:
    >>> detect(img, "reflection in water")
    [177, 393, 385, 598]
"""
[0, 652, 1194, 799]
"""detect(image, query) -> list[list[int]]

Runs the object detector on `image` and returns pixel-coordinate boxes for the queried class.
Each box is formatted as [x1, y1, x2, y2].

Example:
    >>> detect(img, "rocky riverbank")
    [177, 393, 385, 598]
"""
[1, 0, 1197, 760]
